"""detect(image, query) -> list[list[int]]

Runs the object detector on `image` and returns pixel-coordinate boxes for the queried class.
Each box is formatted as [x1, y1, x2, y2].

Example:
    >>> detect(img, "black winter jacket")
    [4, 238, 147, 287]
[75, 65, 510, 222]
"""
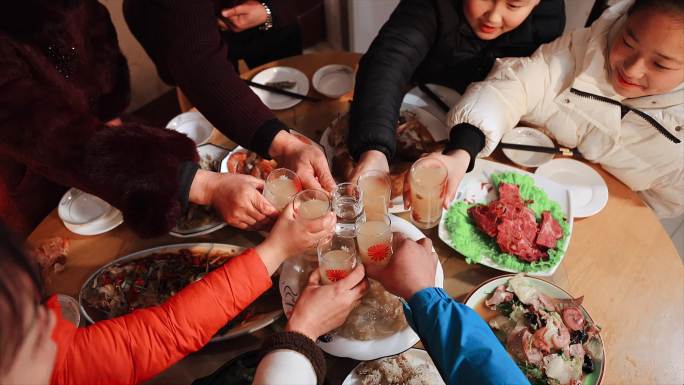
[348, 0, 565, 164]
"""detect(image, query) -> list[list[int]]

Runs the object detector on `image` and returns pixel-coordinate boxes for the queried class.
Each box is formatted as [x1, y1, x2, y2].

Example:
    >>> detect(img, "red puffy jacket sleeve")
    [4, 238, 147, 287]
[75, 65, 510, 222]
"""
[48, 248, 271, 385]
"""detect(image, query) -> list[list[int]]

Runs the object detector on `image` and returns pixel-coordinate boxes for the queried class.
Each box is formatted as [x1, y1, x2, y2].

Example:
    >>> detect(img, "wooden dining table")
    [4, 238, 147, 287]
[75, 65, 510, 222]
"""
[29, 52, 683, 385]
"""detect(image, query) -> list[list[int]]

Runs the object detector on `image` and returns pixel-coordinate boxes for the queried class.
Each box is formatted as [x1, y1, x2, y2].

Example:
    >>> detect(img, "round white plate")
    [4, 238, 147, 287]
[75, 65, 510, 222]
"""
[250, 67, 310, 110]
[165, 111, 213, 145]
[535, 158, 608, 218]
[62, 206, 123, 236]
[464, 274, 605, 385]
[438, 159, 573, 277]
[501, 127, 555, 168]
[312, 64, 354, 99]
[341, 348, 445, 385]
[279, 215, 444, 361]
[59, 188, 123, 236]
[403, 84, 461, 123]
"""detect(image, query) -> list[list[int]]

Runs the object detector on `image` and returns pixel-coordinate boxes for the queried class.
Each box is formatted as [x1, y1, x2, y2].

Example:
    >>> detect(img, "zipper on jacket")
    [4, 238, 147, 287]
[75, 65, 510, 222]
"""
[570, 88, 680, 144]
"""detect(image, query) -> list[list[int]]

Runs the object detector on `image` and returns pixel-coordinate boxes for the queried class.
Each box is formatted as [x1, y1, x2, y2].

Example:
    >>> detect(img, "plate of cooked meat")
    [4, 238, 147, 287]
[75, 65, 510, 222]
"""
[439, 159, 573, 276]
[342, 348, 445, 385]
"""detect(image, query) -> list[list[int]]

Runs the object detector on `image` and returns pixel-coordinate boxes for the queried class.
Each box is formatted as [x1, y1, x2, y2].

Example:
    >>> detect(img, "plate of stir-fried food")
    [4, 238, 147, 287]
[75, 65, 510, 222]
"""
[79, 243, 282, 341]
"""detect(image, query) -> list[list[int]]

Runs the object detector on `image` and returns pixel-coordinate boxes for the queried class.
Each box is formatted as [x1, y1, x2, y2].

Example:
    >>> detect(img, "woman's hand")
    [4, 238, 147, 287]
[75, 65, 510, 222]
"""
[285, 265, 369, 340]
[269, 131, 336, 192]
[402, 149, 470, 210]
[189, 170, 278, 230]
[364, 233, 437, 301]
[255, 204, 336, 274]
[217, 1, 268, 32]
[347, 150, 389, 184]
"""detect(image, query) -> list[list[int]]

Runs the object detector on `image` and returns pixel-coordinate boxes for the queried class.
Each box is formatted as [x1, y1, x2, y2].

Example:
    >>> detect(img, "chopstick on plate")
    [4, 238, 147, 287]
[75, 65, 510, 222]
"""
[244, 79, 322, 102]
[418, 83, 450, 113]
[500, 142, 575, 156]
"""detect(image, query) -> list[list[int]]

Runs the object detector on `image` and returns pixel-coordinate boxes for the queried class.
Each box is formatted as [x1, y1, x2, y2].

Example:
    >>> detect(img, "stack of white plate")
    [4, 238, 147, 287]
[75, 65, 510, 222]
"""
[58, 188, 123, 236]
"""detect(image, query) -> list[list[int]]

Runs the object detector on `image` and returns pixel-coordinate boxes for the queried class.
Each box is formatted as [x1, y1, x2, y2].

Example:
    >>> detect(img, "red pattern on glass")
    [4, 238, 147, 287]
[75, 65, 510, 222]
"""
[367, 244, 390, 262]
[326, 269, 349, 282]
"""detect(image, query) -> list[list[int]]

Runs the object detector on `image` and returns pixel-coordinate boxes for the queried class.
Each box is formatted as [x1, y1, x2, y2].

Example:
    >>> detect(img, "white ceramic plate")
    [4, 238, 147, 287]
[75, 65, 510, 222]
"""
[312, 64, 354, 98]
[438, 159, 573, 276]
[250, 67, 310, 110]
[59, 188, 123, 236]
[279, 215, 445, 361]
[165, 111, 213, 145]
[535, 159, 608, 218]
[501, 127, 555, 168]
[319, 105, 448, 213]
[79, 243, 282, 342]
[464, 274, 605, 385]
[341, 348, 445, 385]
[170, 144, 230, 238]
[402, 84, 461, 123]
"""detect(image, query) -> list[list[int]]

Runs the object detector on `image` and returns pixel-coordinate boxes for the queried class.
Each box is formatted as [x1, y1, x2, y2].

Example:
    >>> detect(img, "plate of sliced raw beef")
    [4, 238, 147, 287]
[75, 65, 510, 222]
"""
[439, 159, 573, 276]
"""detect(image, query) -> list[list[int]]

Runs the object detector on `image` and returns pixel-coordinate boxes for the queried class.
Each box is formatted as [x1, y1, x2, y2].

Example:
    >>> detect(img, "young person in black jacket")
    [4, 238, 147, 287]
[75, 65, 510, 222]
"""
[348, 0, 565, 208]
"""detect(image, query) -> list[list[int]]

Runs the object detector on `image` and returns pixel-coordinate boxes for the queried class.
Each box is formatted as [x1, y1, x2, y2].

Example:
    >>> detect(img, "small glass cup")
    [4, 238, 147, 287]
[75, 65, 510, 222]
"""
[357, 170, 391, 220]
[409, 157, 447, 229]
[332, 183, 363, 237]
[355, 214, 393, 266]
[317, 235, 357, 285]
[263, 168, 302, 211]
[293, 189, 331, 220]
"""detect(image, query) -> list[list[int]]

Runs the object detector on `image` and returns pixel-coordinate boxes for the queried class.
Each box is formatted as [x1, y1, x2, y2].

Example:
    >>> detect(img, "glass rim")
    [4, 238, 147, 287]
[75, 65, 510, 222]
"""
[332, 182, 361, 199]
[266, 167, 299, 182]
[293, 189, 332, 219]
[355, 213, 392, 235]
[356, 170, 391, 185]
[410, 157, 448, 187]
[317, 237, 357, 262]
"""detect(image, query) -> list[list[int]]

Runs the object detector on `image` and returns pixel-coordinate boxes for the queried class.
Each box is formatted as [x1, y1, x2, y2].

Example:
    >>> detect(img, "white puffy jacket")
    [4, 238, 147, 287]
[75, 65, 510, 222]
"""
[447, 0, 684, 218]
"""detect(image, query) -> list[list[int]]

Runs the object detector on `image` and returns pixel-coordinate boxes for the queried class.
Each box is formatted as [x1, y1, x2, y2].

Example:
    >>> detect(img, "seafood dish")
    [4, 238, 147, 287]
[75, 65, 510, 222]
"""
[226, 149, 278, 180]
[477, 275, 603, 385]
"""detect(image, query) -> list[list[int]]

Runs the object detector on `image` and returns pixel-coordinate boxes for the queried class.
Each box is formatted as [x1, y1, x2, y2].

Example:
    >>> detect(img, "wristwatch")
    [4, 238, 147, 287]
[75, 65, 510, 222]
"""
[259, 2, 273, 31]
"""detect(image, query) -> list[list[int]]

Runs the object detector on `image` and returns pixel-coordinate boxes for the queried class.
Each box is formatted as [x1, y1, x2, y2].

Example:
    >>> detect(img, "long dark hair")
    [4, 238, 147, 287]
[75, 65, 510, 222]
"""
[0, 224, 44, 374]
[628, 0, 684, 18]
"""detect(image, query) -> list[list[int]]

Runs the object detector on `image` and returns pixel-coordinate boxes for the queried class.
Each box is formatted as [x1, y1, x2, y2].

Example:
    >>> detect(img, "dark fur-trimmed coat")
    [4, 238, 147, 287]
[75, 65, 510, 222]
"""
[0, 0, 197, 239]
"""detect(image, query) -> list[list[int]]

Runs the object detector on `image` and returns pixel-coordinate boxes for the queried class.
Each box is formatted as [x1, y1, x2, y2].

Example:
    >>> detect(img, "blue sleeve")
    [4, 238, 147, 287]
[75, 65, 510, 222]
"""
[403, 288, 530, 385]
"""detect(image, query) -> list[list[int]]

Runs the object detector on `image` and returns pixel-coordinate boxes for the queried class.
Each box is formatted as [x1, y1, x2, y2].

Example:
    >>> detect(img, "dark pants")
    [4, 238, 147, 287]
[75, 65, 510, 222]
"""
[223, 23, 303, 70]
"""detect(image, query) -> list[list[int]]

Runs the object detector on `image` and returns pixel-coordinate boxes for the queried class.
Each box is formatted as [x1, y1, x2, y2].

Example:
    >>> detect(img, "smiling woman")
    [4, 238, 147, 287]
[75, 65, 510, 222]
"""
[608, 0, 684, 98]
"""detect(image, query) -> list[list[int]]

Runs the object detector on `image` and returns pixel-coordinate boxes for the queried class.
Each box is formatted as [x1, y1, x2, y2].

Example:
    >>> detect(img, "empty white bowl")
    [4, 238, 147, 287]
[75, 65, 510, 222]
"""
[312, 64, 354, 99]
[166, 111, 213, 145]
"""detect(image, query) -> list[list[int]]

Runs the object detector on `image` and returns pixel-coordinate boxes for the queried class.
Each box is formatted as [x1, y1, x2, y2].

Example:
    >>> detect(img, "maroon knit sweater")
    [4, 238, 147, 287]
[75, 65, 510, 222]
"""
[123, 0, 292, 157]
[0, 0, 198, 239]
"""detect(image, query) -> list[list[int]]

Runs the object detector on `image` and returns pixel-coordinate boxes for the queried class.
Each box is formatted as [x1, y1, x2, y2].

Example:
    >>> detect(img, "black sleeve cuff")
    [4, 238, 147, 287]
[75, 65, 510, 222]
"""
[261, 331, 326, 385]
[177, 161, 200, 212]
[350, 144, 392, 163]
[444, 123, 486, 172]
[251, 119, 287, 159]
